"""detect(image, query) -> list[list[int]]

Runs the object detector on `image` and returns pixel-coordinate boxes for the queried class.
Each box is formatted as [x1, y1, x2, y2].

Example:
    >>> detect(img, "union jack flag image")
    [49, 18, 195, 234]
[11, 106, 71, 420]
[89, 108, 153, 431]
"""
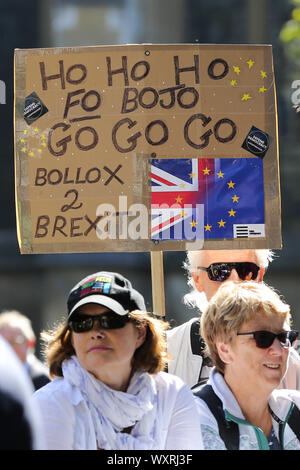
[151, 157, 265, 241]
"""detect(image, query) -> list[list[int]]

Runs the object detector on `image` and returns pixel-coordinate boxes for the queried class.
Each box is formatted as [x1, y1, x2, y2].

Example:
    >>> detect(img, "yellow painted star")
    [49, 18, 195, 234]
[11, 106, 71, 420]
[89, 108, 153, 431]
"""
[23, 129, 28, 135]
[232, 195, 240, 203]
[228, 209, 236, 217]
[218, 219, 226, 228]
[260, 70, 267, 78]
[20, 138, 26, 144]
[28, 151, 35, 157]
[175, 195, 183, 204]
[190, 220, 197, 228]
[189, 172, 195, 179]
[179, 183, 186, 188]
[233, 66, 241, 75]
[21, 147, 27, 153]
[242, 93, 252, 101]
[203, 167, 211, 175]
[34, 127, 39, 133]
[259, 86, 267, 93]
[38, 148, 43, 153]
[217, 171, 224, 179]
[230, 79, 237, 86]
[247, 59, 255, 69]
[227, 180, 235, 189]
[41, 134, 47, 140]
[204, 224, 212, 232]
[41, 142, 47, 147]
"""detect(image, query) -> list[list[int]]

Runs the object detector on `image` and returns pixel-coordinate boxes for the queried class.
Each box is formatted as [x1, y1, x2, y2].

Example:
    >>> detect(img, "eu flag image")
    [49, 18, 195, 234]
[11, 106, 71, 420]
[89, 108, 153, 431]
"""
[151, 157, 265, 241]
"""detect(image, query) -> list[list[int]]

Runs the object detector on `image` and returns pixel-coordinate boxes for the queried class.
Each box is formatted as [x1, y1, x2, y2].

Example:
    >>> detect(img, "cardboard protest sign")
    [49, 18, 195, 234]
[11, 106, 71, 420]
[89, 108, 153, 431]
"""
[14, 44, 281, 254]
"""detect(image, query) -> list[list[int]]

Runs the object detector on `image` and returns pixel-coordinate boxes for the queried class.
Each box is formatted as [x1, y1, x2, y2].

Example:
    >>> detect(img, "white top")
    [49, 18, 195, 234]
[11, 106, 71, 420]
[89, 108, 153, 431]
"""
[167, 317, 300, 390]
[33, 370, 203, 450]
[167, 318, 204, 387]
[0, 337, 44, 449]
[196, 368, 300, 450]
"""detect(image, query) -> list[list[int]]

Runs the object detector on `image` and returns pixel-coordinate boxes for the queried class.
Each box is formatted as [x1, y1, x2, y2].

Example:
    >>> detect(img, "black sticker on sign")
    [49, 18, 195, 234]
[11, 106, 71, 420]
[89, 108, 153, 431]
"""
[23, 92, 48, 125]
[242, 126, 270, 158]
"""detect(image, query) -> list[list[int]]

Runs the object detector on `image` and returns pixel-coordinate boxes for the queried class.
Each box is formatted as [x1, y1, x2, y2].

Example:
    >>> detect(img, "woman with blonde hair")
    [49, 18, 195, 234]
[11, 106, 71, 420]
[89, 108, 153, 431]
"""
[196, 280, 300, 450]
[33, 271, 202, 450]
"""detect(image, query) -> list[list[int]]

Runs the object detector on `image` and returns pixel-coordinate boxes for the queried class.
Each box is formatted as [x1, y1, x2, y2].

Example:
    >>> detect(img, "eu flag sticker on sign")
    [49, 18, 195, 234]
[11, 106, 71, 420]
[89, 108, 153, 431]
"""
[151, 158, 265, 241]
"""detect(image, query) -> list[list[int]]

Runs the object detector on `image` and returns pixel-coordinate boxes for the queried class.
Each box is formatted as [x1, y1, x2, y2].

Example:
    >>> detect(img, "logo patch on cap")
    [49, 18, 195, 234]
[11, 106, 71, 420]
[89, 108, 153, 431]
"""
[80, 275, 112, 297]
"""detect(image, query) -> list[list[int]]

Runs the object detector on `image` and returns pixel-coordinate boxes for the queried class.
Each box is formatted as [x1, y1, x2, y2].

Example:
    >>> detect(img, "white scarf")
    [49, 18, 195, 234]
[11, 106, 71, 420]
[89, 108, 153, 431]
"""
[62, 356, 163, 450]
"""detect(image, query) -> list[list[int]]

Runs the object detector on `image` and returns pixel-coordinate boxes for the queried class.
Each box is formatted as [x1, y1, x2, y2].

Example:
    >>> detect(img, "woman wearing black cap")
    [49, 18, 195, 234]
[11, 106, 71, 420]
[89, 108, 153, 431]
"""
[32, 271, 203, 450]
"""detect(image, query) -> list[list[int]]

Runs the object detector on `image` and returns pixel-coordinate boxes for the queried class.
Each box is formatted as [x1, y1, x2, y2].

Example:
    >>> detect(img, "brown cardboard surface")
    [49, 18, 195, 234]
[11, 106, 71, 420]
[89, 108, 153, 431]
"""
[14, 44, 281, 254]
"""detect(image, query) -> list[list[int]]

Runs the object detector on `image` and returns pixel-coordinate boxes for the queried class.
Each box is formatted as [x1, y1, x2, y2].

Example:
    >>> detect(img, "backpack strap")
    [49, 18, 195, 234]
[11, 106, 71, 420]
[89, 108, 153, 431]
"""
[287, 403, 300, 440]
[190, 319, 204, 355]
[193, 384, 240, 450]
[190, 319, 213, 383]
[270, 402, 300, 447]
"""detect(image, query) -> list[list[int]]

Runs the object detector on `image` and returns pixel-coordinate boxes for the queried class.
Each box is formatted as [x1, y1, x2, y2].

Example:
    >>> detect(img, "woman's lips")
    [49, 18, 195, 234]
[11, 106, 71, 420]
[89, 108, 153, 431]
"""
[88, 345, 111, 353]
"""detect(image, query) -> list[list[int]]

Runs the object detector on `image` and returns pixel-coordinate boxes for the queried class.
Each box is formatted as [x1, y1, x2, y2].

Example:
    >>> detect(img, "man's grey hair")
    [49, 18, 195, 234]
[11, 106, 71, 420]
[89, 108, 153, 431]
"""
[0, 310, 36, 342]
[182, 249, 276, 310]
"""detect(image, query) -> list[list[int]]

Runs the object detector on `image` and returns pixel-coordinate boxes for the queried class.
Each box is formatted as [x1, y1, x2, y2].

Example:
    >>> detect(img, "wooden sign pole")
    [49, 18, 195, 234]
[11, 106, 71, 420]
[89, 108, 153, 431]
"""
[150, 251, 166, 317]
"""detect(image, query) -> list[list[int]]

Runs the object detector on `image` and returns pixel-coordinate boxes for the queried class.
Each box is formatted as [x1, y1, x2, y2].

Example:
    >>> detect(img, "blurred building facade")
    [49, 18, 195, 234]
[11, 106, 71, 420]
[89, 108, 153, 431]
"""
[0, 0, 299, 358]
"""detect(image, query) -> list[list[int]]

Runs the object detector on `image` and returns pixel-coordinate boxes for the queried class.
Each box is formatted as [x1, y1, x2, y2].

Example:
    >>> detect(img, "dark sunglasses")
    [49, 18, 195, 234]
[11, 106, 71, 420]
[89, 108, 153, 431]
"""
[197, 262, 260, 282]
[237, 330, 299, 349]
[68, 312, 130, 333]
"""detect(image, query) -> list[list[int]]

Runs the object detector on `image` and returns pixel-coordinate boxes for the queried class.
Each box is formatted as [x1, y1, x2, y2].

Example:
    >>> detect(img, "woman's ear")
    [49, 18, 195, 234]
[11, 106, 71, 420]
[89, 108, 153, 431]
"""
[136, 323, 147, 349]
[216, 341, 234, 365]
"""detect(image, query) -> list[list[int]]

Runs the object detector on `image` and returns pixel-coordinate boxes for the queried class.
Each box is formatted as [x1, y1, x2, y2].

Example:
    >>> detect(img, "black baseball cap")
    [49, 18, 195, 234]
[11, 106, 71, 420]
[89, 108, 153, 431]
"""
[67, 271, 146, 320]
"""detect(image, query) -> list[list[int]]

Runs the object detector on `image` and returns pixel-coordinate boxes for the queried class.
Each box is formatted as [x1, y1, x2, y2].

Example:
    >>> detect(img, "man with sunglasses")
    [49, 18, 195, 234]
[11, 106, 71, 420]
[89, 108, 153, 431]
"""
[167, 249, 300, 390]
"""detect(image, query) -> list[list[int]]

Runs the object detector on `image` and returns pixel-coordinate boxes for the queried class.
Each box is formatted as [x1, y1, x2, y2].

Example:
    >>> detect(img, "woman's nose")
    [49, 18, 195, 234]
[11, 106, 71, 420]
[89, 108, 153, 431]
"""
[269, 338, 287, 355]
[90, 320, 105, 337]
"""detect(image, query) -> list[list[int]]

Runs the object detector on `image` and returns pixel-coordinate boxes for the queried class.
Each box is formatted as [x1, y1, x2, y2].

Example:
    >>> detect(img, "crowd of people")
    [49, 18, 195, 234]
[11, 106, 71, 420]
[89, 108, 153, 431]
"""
[1, 248, 300, 451]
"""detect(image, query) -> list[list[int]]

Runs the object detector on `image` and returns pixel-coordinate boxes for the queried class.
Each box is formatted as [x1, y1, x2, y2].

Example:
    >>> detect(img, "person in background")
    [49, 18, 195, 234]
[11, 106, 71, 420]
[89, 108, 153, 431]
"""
[196, 280, 300, 450]
[0, 335, 44, 449]
[33, 271, 203, 450]
[167, 249, 300, 390]
[0, 310, 50, 391]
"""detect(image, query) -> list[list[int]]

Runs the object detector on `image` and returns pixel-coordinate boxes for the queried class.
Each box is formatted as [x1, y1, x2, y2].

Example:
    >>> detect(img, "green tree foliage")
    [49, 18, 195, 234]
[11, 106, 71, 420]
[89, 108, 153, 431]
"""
[280, 0, 300, 63]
